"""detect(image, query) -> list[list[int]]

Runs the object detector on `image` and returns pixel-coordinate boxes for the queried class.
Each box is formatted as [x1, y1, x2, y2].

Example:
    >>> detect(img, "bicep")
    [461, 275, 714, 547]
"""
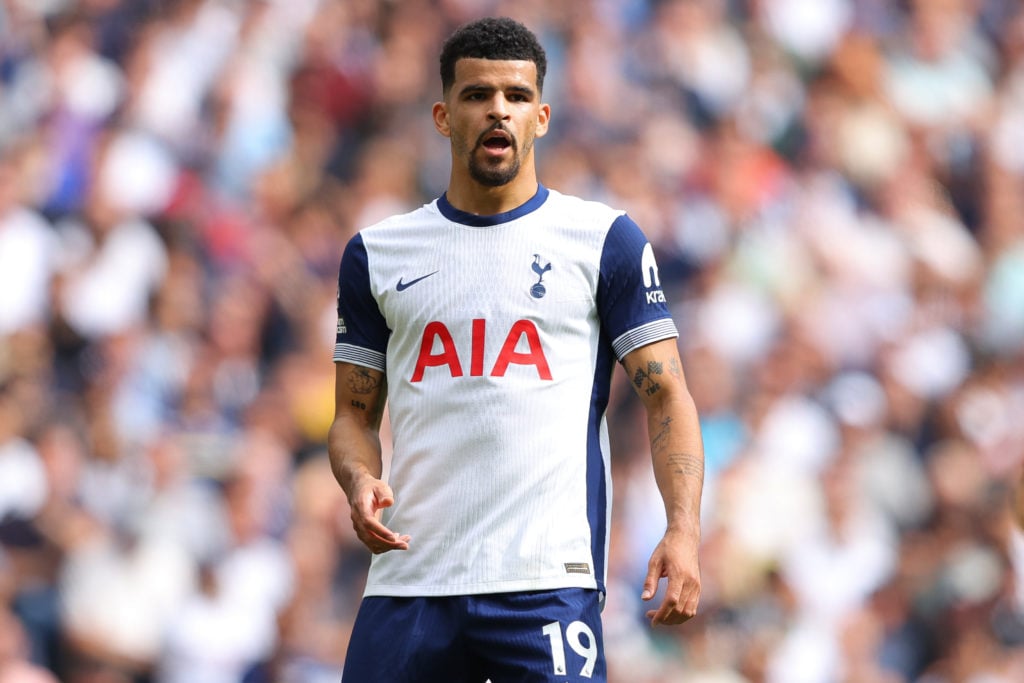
[621, 338, 690, 410]
[334, 362, 388, 430]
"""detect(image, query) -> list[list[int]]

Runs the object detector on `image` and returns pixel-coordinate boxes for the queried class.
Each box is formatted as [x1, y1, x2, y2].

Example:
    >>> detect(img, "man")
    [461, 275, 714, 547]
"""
[328, 16, 703, 682]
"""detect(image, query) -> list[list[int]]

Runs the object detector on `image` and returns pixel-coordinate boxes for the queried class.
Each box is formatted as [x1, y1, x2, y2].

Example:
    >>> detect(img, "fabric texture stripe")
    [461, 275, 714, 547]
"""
[610, 318, 679, 359]
[334, 343, 386, 371]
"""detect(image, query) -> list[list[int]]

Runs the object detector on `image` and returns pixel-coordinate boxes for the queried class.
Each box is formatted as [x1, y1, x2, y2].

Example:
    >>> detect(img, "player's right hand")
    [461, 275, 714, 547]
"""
[349, 478, 411, 554]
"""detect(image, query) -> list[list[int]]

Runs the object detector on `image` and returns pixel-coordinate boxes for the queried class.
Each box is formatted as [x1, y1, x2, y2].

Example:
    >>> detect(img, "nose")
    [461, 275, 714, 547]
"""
[487, 94, 511, 121]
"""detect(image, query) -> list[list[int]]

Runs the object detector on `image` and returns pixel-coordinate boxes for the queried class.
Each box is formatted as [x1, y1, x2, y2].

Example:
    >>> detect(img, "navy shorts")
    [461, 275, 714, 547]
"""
[341, 588, 607, 682]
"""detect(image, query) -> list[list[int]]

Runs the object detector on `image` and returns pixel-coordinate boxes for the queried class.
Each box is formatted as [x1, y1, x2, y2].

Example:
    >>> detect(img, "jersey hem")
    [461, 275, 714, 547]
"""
[363, 575, 600, 598]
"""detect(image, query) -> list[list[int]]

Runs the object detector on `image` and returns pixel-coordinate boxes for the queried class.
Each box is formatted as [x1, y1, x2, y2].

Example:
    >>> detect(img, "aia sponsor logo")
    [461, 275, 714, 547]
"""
[410, 319, 552, 382]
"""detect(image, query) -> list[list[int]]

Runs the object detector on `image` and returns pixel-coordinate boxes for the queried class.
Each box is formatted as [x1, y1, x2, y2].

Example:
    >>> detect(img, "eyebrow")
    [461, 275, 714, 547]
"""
[458, 83, 536, 98]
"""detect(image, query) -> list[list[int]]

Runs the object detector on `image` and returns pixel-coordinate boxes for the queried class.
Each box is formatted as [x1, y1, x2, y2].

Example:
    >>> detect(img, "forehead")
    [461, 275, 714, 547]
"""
[451, 58, 539, 92]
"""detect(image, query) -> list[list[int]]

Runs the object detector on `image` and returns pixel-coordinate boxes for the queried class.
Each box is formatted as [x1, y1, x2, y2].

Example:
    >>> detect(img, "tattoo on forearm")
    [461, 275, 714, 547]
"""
[347, 368, 379, 395]
[351, 400, 367, 410]
[666, 452, 703, 479]
[651, 416, 672, 452]
[633, 361, 663, 396]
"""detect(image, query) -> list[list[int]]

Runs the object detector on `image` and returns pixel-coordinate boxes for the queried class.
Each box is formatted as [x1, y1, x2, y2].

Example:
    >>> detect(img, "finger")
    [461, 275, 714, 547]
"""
[647, 582, 700, 625]
[680, 595, 699, 620]
[352, 504, 410, 550]
[645, 609, 692, 626]
[361, 517, 406, 545]
[363, 527, 410, 553]
[641, 559, 663, 601]
[351, 491, 381, 520]
[373, 537, 410, 552]
[647, 598, 691, 626]
[649, 597, 678, 625]
[650, 577, 684, 625]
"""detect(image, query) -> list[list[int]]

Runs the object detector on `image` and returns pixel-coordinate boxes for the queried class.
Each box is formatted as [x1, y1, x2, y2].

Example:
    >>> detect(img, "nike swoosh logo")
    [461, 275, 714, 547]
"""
[396, 271, 439, 291]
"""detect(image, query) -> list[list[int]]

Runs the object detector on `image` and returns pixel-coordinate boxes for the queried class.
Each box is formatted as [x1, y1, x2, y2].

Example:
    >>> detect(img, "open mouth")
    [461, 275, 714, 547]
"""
[481, 130, 512, 153]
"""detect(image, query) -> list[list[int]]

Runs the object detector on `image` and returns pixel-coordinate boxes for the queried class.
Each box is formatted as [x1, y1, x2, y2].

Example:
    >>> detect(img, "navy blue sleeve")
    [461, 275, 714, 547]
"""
[597, 214, 678, 360]
[334, 233, 389, 370]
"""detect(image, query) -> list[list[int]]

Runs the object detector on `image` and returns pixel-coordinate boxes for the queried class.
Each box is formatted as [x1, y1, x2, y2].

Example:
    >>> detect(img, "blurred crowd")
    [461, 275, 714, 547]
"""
[1, 0, 1023, 682]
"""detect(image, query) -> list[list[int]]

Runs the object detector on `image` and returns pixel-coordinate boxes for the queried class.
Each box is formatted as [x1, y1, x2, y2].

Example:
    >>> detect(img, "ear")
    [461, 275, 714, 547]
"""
[432, 102, 451, 137]
[535, 102, 551, 139]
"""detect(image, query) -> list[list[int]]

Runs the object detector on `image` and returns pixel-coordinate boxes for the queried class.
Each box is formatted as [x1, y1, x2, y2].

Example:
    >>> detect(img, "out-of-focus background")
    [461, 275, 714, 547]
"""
[1, 0, 1023, 681]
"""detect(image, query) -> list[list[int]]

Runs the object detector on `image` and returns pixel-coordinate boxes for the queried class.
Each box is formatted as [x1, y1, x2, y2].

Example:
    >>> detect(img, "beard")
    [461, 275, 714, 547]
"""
[469, 153, 520, 187]
[465, 125, 530, 187]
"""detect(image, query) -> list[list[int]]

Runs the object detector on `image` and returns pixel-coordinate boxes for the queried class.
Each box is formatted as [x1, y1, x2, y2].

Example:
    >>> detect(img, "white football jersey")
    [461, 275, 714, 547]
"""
[335, 186, 677, 598]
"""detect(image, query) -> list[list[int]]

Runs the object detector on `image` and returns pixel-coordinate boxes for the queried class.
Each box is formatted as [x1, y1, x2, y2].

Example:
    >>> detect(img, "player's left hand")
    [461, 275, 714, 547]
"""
[641, 527, 700, 626]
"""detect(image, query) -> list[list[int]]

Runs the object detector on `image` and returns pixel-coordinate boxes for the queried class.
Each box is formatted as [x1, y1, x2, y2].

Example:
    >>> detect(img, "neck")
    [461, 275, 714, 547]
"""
[444, 169, 540, 216]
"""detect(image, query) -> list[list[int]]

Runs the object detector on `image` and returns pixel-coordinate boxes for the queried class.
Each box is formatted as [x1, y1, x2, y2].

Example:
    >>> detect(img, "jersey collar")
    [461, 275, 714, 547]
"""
[437, 185, 549, 227]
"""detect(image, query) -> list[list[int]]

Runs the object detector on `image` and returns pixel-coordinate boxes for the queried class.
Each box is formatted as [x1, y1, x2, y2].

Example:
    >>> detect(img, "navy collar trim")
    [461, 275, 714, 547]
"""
[437, 185, 549, 227]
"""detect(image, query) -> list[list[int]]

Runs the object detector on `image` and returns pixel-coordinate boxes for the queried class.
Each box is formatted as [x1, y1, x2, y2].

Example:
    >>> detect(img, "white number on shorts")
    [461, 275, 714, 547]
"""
[542, 620, 597, 678]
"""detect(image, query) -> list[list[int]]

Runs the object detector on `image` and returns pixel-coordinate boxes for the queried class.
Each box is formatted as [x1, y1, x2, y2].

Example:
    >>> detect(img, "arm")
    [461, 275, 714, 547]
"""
[621, 337, 703, 626]
[328, 362, 409, 553]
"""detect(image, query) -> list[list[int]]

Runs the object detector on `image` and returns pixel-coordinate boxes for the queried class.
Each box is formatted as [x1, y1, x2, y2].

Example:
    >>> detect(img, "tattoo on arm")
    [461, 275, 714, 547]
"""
[668, 357, 682, 380]
[351, 400, 367, 410]
[665, 452, 703, 479]
[347, 367, 380, 395]
[650, 416, 672, 453]
[632, 360, 664, 396]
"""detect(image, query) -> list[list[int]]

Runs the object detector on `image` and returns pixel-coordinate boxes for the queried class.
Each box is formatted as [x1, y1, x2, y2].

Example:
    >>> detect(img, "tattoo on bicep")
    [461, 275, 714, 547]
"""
[351, 400, 367, 410]
[632, 360, 663, 396]
[347, 367, 380, 395]
[665, 452, 703, 479]
[668, 357, 682, 380]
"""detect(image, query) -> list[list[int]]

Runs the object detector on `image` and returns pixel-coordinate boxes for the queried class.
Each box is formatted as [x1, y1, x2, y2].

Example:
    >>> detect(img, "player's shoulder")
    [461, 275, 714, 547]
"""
[542, 188, 627, 237]
[358, 201, 441, 238]
[544, 188, 624, 219]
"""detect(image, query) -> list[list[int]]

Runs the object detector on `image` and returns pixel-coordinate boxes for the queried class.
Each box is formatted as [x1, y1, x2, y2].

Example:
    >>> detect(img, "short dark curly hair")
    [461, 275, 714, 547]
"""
[439, 17, 547, 95]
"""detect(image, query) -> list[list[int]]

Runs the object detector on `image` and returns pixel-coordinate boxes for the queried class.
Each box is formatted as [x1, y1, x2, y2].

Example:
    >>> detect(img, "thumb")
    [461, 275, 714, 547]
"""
[373, 484, 395, 510]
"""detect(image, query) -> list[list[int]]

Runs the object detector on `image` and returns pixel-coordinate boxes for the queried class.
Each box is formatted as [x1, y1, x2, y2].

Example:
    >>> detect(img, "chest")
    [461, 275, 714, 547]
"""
[367, 223, 600, 327]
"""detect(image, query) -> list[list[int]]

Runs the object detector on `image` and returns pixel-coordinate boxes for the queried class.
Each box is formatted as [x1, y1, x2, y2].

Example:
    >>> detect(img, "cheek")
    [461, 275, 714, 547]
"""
[519, 123, 538, 153]
[450, 125, 473, 155]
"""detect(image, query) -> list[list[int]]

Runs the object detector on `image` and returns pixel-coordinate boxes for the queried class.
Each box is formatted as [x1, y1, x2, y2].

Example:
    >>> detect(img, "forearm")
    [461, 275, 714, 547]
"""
[328, 414, 384, 501]
[329, 362, 388, 501]
[624, 340, 705, 536]
[329, 363, 407, 552]
[647, 390, 704, 536]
